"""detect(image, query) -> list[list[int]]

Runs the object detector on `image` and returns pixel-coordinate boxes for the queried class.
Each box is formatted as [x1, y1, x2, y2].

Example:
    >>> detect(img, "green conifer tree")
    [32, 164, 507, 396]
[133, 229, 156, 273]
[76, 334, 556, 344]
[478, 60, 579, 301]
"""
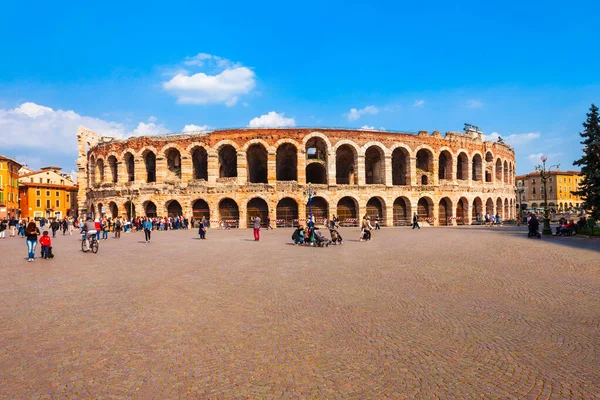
[573, 104, 600, 219]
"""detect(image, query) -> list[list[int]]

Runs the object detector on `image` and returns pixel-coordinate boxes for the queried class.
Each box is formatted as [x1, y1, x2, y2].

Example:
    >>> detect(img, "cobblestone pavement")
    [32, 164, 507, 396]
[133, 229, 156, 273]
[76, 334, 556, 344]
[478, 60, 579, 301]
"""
[0, 226, 599, 399]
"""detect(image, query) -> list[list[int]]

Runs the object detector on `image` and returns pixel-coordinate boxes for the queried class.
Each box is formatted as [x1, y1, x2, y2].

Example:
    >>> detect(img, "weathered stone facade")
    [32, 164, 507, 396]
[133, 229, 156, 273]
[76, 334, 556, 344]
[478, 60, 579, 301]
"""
[77, 127, 516, 227]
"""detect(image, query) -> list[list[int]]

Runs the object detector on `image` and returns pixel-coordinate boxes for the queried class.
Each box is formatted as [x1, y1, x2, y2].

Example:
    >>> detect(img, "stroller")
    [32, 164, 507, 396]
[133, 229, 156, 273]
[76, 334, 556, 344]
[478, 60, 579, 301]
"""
[313, 228, 331, 247]
[329, 228, 343, 245]
[527, 218, 541, 238]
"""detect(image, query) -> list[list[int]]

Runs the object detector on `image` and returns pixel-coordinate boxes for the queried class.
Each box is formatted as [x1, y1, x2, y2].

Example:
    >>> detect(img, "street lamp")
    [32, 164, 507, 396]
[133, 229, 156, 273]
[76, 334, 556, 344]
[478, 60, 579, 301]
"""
[126, 187, 137, 221]
[536, 156, 560, 236]
[303, 184, 317, 228]
[515, 181, 525, 220]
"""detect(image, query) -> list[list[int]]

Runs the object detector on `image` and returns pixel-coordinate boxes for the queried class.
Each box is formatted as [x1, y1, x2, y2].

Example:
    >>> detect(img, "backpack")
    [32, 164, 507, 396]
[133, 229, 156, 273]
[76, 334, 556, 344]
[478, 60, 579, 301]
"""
[115, 220, 122, 228]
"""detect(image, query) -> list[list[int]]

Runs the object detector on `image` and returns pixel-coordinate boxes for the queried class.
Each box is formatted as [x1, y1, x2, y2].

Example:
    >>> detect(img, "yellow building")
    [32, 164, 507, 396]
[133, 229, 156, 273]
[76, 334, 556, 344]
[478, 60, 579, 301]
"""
[18, 167, 78, 220]
[0, 155, 22, 219]
[516, 170, 583, 213]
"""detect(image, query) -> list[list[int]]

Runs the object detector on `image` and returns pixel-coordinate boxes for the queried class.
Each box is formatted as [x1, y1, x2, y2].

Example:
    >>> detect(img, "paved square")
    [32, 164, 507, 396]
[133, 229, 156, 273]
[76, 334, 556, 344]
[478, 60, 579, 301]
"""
[1, 226, 599, 399]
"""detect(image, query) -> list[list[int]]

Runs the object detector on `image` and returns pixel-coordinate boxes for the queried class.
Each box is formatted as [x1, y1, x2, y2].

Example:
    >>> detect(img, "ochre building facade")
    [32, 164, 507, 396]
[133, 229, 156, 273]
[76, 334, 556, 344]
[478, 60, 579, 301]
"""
[77, 127, 516, 228]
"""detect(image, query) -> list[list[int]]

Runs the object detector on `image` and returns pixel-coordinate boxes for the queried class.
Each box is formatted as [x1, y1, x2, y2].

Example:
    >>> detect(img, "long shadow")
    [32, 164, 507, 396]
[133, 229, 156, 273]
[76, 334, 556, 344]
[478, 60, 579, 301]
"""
[486, 226, 600, 253]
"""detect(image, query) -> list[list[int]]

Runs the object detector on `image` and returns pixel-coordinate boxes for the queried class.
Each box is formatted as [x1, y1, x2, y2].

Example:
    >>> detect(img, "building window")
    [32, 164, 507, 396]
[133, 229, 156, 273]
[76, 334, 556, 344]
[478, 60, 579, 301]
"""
[39, 178, 43, 183]
[66, 194, 70, 202]
[549, 177, 553, 182]
[36, 190, 40, 196]
[47, 179, 50, 183]
[46, 190, 50, 196]
[533, 188, 536, 194]
[532, 178, 536, 184]
[56, 200, 60, 207]
[56, 191, 59, 196]
[46, 200, 51, 208]
[36, 199, 41, 207]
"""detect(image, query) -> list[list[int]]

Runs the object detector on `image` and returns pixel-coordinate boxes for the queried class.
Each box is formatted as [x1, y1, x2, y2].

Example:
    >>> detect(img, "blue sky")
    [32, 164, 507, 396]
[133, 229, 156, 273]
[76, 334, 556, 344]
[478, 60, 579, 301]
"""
[1, 0, 599, 175]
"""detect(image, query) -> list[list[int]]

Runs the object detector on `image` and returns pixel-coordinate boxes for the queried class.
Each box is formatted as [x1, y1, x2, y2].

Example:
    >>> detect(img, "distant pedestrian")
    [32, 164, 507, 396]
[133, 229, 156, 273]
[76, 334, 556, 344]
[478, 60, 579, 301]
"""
[142, 217, 152, 243]
[50, 219, 59, 238]
[25, 222, 40, 262]
[252, 215, 261, 241]
[266, 216, 273, 230]
[412, 213, 420, 229]
[374, 217, 381, 230]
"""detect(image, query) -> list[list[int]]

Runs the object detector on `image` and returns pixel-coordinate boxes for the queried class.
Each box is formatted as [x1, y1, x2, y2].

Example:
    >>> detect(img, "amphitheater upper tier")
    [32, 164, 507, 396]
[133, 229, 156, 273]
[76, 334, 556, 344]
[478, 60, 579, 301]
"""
[77, 127, 516, 227]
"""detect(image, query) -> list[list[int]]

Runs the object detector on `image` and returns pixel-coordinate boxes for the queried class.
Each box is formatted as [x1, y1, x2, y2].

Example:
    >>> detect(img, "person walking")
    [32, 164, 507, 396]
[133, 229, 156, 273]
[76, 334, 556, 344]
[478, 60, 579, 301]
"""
[360, 215, 373, 242]
[25, 221, 40, 262]
[412, 213, 420, 229]
[50, 219, 59, 238]
[8, 217, 17, 237]
[0, 217, 7, 239]
[252, 215, 261, 241]
[143, 217, 152, 243]
[374, 217, 381, 230]
[101, 218, 109, 240]
[266, 216, 273, 230]
[67, 217, 74, 235]
[114, 217, 122, 238]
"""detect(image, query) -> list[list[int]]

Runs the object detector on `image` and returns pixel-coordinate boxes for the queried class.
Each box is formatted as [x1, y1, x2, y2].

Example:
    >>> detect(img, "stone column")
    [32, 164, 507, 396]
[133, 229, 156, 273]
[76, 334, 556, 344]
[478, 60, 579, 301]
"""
[449, 201, 457, 226]
[237, 152, 247, 185]
[328, 154, 336, 187]
[409, 157, 417, 186]
[465, 202, 473, 225]
[432, 159, 439, 186]
[269, 198, 277, 229]
[135, 156, 146, 184]
[207, 153, 218, 184]
[384, 155, 393, 187]
[298, 201, 307, 226]
[180, 156, 193, 184]
[154, 157, 166, 184]
[117, 161, 126, 185]
[238, 201, 247, 229]
[451, 157, 458, 182]
[297, 151, 306, 184]
[267, 151, 277, 184]
[432, 199, 439, 227]
[209, 206, 219, 227]
[357, 155, 366, 186]
[384, 200, 394, 227]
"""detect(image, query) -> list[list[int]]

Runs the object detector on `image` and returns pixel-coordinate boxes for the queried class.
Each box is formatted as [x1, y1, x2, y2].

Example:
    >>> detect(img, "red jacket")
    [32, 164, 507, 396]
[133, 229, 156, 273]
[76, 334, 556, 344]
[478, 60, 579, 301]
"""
[39, 235, 51, 246]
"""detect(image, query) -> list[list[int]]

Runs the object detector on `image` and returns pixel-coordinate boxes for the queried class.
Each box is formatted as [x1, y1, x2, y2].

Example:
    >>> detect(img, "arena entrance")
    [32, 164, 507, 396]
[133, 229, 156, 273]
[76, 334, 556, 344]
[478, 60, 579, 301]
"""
[366, 197, 385, 226]
[192, 199, 210, 226]
[247, 198, 269, 228]
[307, 197, 328, 224]
[219, 198, 239, 227]
[417, 197, 433, 223]
[166, 200, 183, 218]
[145, 201, 157, 218]
[124, 201, 136, 220]
[393, 197, 410, 226]
[456, 198, 468, 225]
[472, 197, 483, 222]
[109, 202, 118, 219]
[438, 198, 451, 226]
[337, 197, 358, 226]
[276, 198, 298, 227]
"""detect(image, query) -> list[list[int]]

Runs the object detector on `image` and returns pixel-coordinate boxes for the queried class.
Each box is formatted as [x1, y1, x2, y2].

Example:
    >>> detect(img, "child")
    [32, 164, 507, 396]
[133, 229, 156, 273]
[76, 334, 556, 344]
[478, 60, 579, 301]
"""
[39, 231, 52, 259]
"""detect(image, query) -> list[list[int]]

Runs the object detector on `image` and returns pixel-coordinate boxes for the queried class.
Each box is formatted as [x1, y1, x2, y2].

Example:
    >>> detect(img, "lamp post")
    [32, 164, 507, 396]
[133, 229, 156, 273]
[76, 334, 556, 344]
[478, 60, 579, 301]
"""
[515, 181, 525, 220]
[303, 184, 317, 228]
[536, 156, 559, 236]
[126, 187, 137, 221]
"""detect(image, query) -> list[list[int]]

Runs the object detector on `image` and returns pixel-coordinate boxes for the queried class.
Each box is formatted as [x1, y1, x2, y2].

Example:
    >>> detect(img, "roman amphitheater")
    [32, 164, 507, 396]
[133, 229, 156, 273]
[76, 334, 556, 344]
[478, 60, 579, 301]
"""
[76, 127, 516, 228]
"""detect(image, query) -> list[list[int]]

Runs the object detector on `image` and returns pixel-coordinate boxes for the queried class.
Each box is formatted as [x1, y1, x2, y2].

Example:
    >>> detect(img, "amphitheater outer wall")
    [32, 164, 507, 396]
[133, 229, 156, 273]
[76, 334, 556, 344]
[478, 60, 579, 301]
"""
[77, 127, 516, 228]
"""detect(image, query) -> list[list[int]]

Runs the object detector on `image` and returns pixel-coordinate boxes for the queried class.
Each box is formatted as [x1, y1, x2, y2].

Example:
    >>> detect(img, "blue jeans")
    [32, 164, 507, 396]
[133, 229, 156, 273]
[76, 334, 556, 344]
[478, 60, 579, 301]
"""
[41, 245, 49, 258]
[102, 230, 108, 240]
[26, 240, 37, 259]
[96, 230, 101, 240]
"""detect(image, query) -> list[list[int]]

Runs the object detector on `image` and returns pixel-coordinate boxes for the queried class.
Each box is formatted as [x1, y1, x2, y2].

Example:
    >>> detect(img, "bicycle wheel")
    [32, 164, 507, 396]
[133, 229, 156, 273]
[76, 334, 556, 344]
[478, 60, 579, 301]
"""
[91, 239, 99, 254]
[81, 239, 87, 252]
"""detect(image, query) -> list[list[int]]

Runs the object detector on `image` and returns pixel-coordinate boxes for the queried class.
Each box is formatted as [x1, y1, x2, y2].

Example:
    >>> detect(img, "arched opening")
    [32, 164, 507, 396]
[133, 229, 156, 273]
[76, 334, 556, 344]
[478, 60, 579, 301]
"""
[337, 197, 358, 224]
[143, 150, 156, 183]
[365, 146, 385, 184]
[457, 152, 468, 181]
[96, 159, 105, 183]
[503, 161, 509, 184]
[191, 147, 208, 180]
[417, 197, 433, 221]
[192, 199, 210, 224]
[276, 198, 299, 227]
[472, 197, 483, 222]
[108, 156, 118, 183]
[416, 149, 433, 185]
[247, 198, 269, 227]
[247, 144, 268, 183]
[109, 202, 118, 218]
[393, 197, 410, 226]
[219, 198, 239, 227]
[166, 148, 182, 180]
[145, 201, 157, 218]
[336, 144, 357, 185]
[97, 203, 104, 217]
[495, 159, 502, 182]
[306, 163, 327, 184]
[456, 197, 468, 225]
[218, 145, 238, 178]
[305, 137, 328, 162]
[438, 150, 453, 181]
[472, 154, 483, 182]
[276, 143, 297, 181]
[166, 200, 183, 217]
[496, 198, 503, 219]
[124, 152, 135, 182]
[485, 152, 494, 183]
[366, 197, 385, 226]
[308, 197, 329, 223]
[392, 147, 409, 185]
[89, 156, 96, 185]
[486, 198, 494, 215]
[438, 198, 451, 226]
[124, 201, 136, 220]
[504, 198, 509, 220]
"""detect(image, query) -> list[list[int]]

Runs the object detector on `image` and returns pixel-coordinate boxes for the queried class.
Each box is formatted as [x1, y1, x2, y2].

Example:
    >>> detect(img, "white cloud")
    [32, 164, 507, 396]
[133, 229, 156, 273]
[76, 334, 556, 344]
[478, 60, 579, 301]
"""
[182, 124, 212, 133]
[163, 53, 256, 106]
[413, 100, 425, 108]
[248, 111, 295, 128]
[466, 99, 484, 109]
[360, 125, 375, 130]
[484, 131, 541, 146]
[528, 153, 545, 165]
[345, 105, 379, 121]
[129, 120, 169, 137]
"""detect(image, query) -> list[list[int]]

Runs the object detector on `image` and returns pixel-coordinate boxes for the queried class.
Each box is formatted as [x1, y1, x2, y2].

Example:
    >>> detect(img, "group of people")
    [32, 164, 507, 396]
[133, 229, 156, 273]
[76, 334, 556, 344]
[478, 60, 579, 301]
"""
[484, 213, 503, 226]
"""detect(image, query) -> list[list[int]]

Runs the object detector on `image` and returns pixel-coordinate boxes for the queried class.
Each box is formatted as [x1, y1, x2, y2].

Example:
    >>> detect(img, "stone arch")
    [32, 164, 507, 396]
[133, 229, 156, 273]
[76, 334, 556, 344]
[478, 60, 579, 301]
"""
[306, 163, 327, 184]
[276, 143, 298, 181]
[438, 197, 453, 226]
[417, 197, 434, 220]
[438, 150, 453, 181]
[416, 148, 434, 185]
[219, 198, 239, 226]
[366, 196, 386, 226]
[496, 197, 503, 219]
[305, 135, 329, 163]
[108, 201, 118, 218]
[504, 198, 509, 220]
[308, 196, 329, 223]
[124, 201, 137, 220]
[495, 158, 503, 183]
[144, 200, 157, 217]
[472, 197, 483, 222]
[190, 146, 208, 180]
[365, 145, 385, 184]
[336, 144, 358, 185]
[472, 153, 483, 182]
[107, 155, 118, 183]
[276, 197, 299, 227]
[485, 152, 494, 183]
[96, 158, 105, 183]
[457, 151, 469, 181]
[456, 197, 469, 225]
[302, 132, 332, 152]
[191, 199, 210, 223]
[124, 152, 135, 182]
[247, 143, 268, 183]
[242, 138, 273, 153]
[247, 197, 269, 227]
[486, 198, 495, 215]
[164, 148, 182, 180]
[391, 146, 410, 185]
[393, 196, 411, 226]
[503, 160, 509, 184]
[337, 196, 358, 223]
[165, 200, 183, 217]
[97, 202, 104, 217]
[218, 144, 238, 178]
[141, 149, 157, 183]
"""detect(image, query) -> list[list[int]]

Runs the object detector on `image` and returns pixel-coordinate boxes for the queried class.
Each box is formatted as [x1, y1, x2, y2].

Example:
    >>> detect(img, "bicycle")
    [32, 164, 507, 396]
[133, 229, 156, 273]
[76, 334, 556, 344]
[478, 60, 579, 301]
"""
[81, 234, 99, 253]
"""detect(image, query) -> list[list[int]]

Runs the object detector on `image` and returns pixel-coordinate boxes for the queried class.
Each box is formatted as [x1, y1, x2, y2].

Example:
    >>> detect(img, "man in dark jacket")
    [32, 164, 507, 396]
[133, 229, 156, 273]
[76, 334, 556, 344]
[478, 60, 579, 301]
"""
[50, 220, 60, 238]
[412, 213, 420, 229]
